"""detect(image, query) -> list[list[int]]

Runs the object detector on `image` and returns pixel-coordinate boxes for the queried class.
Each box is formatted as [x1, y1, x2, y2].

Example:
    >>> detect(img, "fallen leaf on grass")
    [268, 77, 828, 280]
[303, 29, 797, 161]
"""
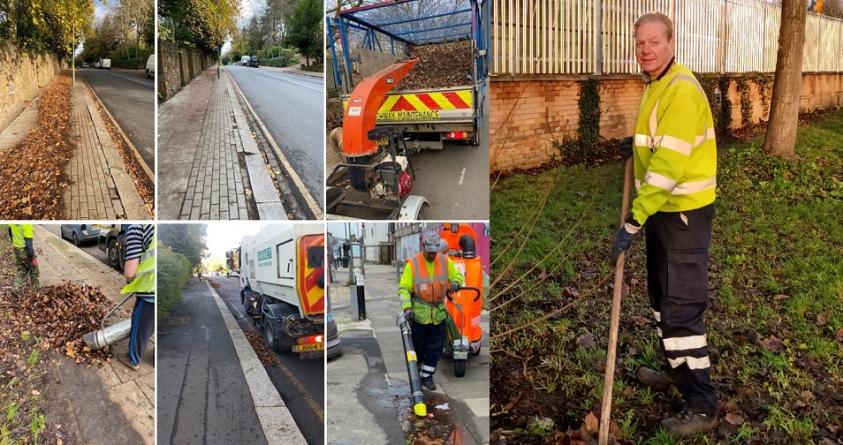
[816, 312, 828, 326]
[724, 413, 744, 425]
[630, 315, 650, 327]
[583, 412, 598, 433]
[837, 327, 843, 343]
[759, 335, 784, 353]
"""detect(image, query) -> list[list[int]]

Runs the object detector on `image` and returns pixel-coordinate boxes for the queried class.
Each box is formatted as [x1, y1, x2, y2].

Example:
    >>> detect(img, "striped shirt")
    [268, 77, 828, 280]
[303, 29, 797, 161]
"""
[124, 224, 153, 261]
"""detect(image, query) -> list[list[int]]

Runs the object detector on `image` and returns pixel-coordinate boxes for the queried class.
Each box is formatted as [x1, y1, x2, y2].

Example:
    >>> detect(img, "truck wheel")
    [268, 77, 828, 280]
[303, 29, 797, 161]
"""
[454, 359, 466, 377]
[263, 322, 278, 352]
[107, 239, 120, 269]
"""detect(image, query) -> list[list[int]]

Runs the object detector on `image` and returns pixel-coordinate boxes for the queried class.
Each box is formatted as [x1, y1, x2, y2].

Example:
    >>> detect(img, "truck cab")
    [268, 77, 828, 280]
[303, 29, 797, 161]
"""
[238, 225, 325, 359]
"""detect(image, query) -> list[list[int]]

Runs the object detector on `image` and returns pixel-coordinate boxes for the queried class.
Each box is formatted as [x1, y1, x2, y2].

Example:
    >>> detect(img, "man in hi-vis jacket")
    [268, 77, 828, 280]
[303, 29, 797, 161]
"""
[612, 12, 719, 436]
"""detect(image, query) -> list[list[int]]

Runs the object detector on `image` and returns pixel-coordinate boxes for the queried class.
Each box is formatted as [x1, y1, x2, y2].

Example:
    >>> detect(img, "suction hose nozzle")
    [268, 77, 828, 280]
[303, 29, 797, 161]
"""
[83, 318, 132, 350]
[397, 312, 427, 417]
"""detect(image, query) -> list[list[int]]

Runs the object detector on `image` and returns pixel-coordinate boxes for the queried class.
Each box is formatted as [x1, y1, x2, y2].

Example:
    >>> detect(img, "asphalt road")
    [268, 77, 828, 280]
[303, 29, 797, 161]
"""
[42, 224, 110, 266]
[226, 66, 324, 207]
[157, 279, 269, 445]
[411, 139, 489, 220]
[211, 276, 325, 445]
[78, 68, 154, 171]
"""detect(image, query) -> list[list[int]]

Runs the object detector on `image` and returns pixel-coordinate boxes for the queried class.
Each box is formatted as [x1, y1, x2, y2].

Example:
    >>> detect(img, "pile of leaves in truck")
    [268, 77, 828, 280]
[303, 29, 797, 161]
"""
[0, 74, 72, 219]
[0, 283, 115, 365]
[397, 39, 473, 91]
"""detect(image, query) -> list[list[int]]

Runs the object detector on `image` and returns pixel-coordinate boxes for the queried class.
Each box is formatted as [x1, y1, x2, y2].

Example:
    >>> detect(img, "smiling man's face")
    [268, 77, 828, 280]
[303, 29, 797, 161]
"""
[635, 20, 675, 77]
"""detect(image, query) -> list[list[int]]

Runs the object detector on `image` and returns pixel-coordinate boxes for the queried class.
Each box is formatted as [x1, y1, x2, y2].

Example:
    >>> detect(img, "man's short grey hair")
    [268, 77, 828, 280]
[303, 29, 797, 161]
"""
[634, 12, 674, 41]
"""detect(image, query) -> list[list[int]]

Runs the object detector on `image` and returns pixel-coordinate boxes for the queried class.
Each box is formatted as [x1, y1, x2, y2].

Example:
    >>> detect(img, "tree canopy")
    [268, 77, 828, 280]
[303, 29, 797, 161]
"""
[158, 0, 238, 54]
[158, 224, 207, 270]
[0, 0, 94, 59]
[284, 0, 322, 65]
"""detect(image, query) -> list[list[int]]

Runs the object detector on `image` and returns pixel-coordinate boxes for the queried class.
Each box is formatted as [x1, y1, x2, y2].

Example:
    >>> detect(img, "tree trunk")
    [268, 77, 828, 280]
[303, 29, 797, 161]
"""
[762, 0, 807, 158]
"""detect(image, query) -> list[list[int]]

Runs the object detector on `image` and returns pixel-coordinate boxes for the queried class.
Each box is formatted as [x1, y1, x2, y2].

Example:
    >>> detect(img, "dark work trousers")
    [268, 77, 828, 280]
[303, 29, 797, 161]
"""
[128, 296, 155, 366]
[411, 320, 446, 379]
[645, 204, 718, 414]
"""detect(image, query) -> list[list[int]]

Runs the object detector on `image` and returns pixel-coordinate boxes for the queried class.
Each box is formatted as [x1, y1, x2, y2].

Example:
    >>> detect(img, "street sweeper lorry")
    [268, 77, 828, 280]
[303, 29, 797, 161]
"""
[228, 224, 325, 359]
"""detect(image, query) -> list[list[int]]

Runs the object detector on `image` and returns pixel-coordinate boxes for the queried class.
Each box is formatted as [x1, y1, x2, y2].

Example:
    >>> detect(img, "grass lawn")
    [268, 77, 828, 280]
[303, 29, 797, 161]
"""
[489, 108, 843, 444]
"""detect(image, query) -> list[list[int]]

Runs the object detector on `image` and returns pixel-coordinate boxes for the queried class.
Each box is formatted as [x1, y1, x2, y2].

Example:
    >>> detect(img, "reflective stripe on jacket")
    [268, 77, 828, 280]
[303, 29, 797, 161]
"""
[631, 62, 717, 225]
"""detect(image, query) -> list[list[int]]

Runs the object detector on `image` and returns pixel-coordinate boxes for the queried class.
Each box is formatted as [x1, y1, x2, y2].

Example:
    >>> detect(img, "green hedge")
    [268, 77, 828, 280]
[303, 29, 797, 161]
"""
[157, 244, 192, 321]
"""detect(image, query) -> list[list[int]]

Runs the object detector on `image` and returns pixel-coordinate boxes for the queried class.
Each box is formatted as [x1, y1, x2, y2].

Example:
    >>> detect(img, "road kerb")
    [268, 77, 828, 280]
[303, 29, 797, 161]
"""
[78, 74, 154, 183]
[226, 69, 323, 219]
[205, 281, 307, 445]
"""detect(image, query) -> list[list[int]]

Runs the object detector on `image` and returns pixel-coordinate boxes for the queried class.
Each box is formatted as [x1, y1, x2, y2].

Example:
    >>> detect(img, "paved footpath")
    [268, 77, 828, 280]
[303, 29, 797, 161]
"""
[158, 279, 305, 445]
[329, 264, 490, 445]
[34, 225, 154, 445]
[65, 82, 147, 219]
[158, 67, 285, 220]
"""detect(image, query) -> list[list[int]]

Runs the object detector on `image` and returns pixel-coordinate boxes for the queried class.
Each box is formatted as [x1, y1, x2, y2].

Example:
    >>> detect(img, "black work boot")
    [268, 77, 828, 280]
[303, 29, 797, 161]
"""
[420, 376, 437, 391]
[660, 410, 717, 436]
[635, 366, 673, 391]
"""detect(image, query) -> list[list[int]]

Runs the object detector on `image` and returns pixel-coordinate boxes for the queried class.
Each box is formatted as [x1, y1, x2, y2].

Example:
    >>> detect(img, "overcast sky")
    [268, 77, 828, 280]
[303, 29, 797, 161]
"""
[204, 221, 271, 259]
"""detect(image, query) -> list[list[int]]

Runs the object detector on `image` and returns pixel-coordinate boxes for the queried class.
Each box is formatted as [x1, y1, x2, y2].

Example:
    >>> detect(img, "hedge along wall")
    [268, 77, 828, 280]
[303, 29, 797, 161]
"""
[158, 41, 215, 101]
[489, 72, 843, 174]
[0, 41, 65, 132]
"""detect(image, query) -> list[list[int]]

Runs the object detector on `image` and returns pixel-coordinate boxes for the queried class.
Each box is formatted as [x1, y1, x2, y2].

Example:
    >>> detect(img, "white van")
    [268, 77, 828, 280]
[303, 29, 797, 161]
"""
[145, 54, 156, 79]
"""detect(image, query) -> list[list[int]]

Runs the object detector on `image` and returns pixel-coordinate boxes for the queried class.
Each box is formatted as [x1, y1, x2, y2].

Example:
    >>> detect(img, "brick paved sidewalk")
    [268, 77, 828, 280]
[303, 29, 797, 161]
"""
[159, 67, 285, 220]
[64, 83, 147, 219]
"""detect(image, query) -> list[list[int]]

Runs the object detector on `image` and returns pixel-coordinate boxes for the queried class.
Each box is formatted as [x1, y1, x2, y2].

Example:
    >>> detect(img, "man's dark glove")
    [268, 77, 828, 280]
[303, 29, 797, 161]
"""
[403, 307, 414, 321]
[612, 216, 642, 263]
[619, 136, 634, 159]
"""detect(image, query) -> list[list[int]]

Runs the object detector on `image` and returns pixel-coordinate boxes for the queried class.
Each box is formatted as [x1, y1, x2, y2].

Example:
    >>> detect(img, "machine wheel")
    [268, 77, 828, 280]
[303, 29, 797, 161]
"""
[454, 359, 466, 377]
[107, 239, 120, 269]
[263, 321, 278, 352]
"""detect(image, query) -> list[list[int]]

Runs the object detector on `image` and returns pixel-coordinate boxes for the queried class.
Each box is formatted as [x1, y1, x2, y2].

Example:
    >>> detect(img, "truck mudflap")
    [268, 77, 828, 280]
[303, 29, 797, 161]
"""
[342, 86, 475, 125]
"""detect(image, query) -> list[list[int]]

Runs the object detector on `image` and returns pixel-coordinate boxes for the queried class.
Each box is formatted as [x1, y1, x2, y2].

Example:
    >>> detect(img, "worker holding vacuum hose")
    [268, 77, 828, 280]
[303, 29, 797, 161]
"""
[118, 224, 155, 370]
[399, 229, 464, 391]
[8, 224, 39, 292]
[611, 12, 718, 436]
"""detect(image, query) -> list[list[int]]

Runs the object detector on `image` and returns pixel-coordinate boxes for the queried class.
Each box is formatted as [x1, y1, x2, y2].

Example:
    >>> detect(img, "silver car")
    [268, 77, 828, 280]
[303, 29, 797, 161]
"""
[60, 224, 99, 246]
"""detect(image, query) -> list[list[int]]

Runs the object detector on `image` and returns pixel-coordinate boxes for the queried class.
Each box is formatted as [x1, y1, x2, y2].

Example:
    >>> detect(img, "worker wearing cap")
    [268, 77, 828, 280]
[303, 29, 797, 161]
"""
[8, 224, 39, 292]
[612, 12, 718, 436]
[399, 229, 464, 390]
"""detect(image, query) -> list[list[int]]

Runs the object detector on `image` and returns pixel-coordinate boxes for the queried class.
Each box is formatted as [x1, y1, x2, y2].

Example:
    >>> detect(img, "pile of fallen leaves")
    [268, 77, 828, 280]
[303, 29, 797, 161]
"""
[244, 330, 280, 366]
[397, 39, 473, 91]
[89, 90, 155, 216]
[0, 283, 115, 364]
[0, 74, 73, 219]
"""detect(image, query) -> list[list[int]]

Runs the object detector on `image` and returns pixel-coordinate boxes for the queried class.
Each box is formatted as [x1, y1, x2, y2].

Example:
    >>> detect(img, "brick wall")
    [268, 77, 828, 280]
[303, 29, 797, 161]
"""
[490, 72, 843, 173]
[0, 41, 65, 132]
[159, 41, 214, 101]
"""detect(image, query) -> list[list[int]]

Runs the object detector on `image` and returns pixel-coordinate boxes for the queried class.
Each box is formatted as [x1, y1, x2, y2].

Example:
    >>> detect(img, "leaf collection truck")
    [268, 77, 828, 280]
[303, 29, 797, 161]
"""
[227, 224, 326, 359]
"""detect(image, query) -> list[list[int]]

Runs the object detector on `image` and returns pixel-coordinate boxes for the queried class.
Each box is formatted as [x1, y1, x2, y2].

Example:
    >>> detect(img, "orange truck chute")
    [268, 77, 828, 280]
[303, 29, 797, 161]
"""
[342, 59, 418, 158]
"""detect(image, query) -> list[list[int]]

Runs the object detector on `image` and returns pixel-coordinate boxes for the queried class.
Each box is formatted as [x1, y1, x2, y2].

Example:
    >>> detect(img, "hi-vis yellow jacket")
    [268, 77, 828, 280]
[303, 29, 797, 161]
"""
[631, 62, 717, 225]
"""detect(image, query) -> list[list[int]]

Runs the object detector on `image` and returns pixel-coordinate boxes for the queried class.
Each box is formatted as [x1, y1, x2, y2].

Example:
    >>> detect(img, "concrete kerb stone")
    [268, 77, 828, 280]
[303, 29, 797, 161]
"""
[78, 74, 154, 182]
[225, 67, 323, 219]
[222, 70, 287, 220]
[204, 281, 306, 445]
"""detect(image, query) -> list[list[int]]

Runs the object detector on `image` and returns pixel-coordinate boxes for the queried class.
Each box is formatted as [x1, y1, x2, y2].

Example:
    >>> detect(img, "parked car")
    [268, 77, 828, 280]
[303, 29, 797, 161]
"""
[240, 55, 251, 66]
[60, 224, 99, 246]
[145, 54, 156, 79]
[247, 56, 259, 68]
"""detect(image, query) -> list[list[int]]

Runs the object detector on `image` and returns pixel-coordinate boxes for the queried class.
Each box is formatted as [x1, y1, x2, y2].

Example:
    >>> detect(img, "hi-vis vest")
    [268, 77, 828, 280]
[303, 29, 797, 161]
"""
[121, 234, 156, 295]
[409, 253, 449, 304]
[9, 224, 33, 249]
[631, 62, 717, 225]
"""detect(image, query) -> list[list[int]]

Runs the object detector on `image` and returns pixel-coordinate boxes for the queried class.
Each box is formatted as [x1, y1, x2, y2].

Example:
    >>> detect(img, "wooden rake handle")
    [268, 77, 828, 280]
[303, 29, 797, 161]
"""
[598, 157, 633, 445]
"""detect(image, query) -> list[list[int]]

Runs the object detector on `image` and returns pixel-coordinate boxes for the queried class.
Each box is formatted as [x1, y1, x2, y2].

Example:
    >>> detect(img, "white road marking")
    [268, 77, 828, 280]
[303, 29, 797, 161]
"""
[458, 167, 466, 185]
